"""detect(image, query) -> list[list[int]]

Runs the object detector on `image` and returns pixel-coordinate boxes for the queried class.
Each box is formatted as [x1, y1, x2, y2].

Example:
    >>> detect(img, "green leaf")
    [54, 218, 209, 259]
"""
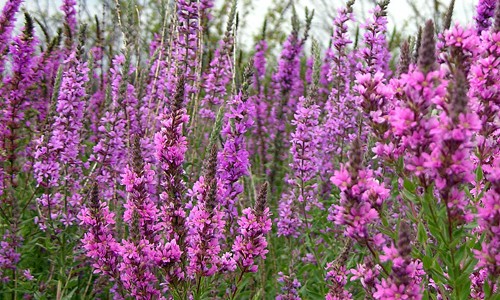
[422, 256, 434, 269]
[484, 279, 492, 298]
[61, 287, 78, 300]
[417, 222, 428, 244]
[403, 178, 416, 193]
[458, 279, 471, 300]
[402, 188, 417, 202]
[475, 166, 483, 182]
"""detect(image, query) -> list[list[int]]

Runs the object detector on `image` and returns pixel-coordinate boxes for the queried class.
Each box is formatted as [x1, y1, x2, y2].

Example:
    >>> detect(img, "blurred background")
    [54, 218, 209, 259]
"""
[0, 0, 478, 52]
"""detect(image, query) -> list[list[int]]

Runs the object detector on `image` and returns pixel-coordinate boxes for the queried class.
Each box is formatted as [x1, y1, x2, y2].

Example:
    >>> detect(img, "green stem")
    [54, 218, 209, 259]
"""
[230, 267, 247, 300]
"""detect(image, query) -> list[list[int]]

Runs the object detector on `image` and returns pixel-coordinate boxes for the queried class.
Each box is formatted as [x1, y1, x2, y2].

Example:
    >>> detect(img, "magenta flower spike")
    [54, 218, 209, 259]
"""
[156, 79, 189, 244]
[79, 185, 122, 284]
[320, 0, 356, 176]
[33, 53, 89, 228]
[186, 145, 226, 277]
[475, 0, 497, 33]
[0, 0, 23, 75]
[232, 183, 271, 273]
[359, 1, 391, 76]
[61, 0, 77, 34]
[374, 223, 424, 300]
[276, 272, 302, 300]
[328, 138, 388, 241]
[218, 92, 253, 228]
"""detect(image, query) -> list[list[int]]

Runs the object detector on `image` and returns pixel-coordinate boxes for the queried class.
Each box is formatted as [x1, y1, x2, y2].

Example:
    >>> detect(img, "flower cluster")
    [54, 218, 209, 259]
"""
[474, 158, 500, 278]
[276, 272, 302, 300]
[374, 223, 424, 300]
[277, 96, 323, 237]
[33, 53, 89, 229]
[218, 92, 254, 227]
[232, 183, 271, 273]
[329, 138, 389, 241]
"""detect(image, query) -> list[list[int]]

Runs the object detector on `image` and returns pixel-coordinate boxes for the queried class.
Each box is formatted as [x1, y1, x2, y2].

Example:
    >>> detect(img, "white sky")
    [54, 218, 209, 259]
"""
[237, 0, 476, 45]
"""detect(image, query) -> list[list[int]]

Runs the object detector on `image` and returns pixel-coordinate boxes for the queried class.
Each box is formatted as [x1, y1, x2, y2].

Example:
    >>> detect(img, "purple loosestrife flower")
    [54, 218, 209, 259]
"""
[186, 145, 226, 277]
[61, 0, 77, 34]
[321, 1, 356, 173]
[33, 53, 89, 229]
[156, 79, 189, 245]
[354, 71, 392, 145]
[143, 34, 170, 110]
[355, 1, 393, 145]
[389, 21, 449, 186]
[0, 14, 37, 158]
[88, 89, 105, 142]
[398, 40, 411, 76]
[248, 40, 270, 173]
[350, 261, 380, 294]
[185, 195, 226, 277]
[269, 28, 305, 111]
[268, 27, 305, 187]
[218, 92, 253, 227]
[475, 0, 497, 33]
[0, 0, 23, 75]
[232, 183, 271, 273]
[170, 0, 202, 102]
[319, 51, 333, 97]
[0, 229, 22, 283]
[326, 1, 354, 86]
[276, 272, 302, 300]
[139, 43, 176, 164]
[253, 40, 267, 80]
[199, 5, 235, 120]
[328, 139, 389, 242]
[199, 40, 233, 120]
[199, 0, 214, 15]
[418, 20, 437, 74]
[85, 39, 106, 142]
[469, 269, 498, 299]
[424, 71, 480, 222]
[277, 194, 302, 238]
[153, 84, 190, 287]
[389, 68, 447, 133]
[108, 55, 139, 137]
[117, 239, 162, 298]
[442, 23, 480, 77]
[474, 158, 500, 278]
[325, 242, 353, 300]
[118, 140, 172, 298]
[445, 24, 478, 51]
[374, 223, 424, 300]
[359, 1, 391, 76]
[469, 30, 500, 169]
[89, 55, 129, 200]
[22, 269, 33, 281]
[144, 55, 170, 116]
[156, 238, 183, 282]
[272, 32, 304, 101]
[325, 265, 352, 300]
[79, 185, 122, 284]
[277, 96, 323, 237]
[0, 16, 37, 257]
[122, 139, 160, 243]
[289, 97, 322, 210]
[31, 38, 65, 122]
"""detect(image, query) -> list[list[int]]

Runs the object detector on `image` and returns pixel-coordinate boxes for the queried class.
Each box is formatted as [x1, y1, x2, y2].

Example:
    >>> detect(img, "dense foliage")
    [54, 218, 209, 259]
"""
[0, 0, 499, 299]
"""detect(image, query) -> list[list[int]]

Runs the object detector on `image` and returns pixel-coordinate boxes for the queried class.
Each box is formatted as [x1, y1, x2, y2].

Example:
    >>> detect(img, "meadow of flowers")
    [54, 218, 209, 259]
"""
[0, 0, 499, 298]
